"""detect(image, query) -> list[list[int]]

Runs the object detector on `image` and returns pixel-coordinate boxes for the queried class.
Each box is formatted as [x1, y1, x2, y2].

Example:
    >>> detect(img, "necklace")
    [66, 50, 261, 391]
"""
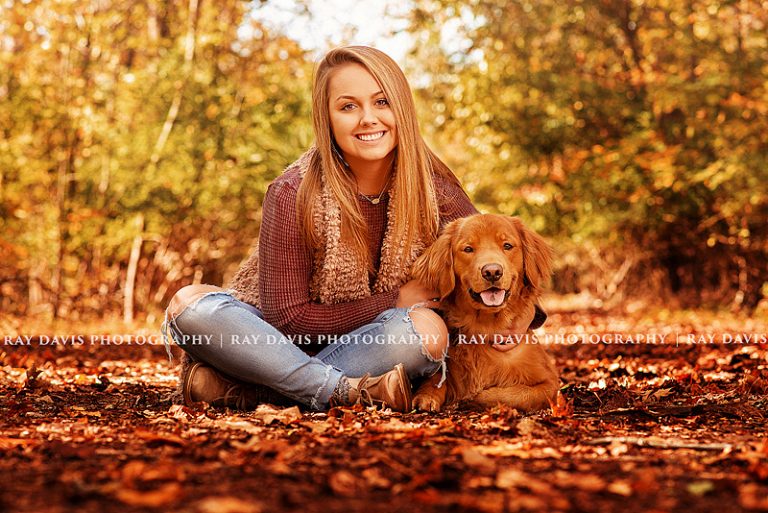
[360, 172, 392, 205]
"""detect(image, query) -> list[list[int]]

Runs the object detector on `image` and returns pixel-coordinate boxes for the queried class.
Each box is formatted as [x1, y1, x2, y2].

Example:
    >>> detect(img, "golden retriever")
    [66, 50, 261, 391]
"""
[411, 214, 558, 412]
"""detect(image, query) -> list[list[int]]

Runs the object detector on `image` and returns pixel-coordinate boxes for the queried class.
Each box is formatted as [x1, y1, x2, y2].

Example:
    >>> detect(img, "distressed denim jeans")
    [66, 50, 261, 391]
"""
[163, 292, 444, 410]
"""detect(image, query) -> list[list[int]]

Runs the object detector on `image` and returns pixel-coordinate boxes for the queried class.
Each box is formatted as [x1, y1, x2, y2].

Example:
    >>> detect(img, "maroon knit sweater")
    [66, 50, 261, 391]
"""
[256, 167, 478, 337]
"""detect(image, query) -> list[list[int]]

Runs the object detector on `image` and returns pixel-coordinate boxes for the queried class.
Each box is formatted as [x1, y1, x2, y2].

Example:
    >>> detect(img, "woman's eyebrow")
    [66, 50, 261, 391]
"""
[334, 90, 385, 102]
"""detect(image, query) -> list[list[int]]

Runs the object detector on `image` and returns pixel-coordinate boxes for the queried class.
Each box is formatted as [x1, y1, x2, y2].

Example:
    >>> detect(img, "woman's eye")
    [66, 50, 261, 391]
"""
[341, 103, 356, 111]
[503, 243, 514, 250]
[375, 98, 389, 107]
[463, 246, 474, 253]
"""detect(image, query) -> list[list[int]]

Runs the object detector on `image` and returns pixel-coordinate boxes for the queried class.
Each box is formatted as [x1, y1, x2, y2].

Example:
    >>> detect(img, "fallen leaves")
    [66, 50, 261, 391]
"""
[167, 403, 204, 421]
[101, 460, 186, 508]
[553, 470, 606, 492]
[113, 483, 182, 508]
[586, 436, 734, 452]
[134, 428, 186, 446]
[1, 310, 767, 512]
[195, 496, 263, 513]
[606, 480, 633, 496]
[739, 483, 768, 510]
[495, 468, 549, 493]
[328, 470, 359, 497]
[515, 417, 540, 436]
[250, 404, 302, 425]
[549, 390, 574, 417]
[460, 447, 496, 471]
[0, 436, 39, 450]
[739, 439, 768, 481]
[686, 480, 715, 496]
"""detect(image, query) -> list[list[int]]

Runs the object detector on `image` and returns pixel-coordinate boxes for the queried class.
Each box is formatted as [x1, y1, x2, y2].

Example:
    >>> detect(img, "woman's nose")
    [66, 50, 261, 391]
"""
[360, 106, 378, 126]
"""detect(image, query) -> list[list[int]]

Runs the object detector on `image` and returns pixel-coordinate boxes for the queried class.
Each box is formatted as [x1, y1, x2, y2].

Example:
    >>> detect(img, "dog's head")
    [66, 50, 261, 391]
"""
[412, 214, 552, 312]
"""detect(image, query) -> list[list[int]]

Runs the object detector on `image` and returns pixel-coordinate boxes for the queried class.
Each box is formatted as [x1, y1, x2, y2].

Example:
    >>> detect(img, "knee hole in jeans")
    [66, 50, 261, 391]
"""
[408, 308, 449, 361]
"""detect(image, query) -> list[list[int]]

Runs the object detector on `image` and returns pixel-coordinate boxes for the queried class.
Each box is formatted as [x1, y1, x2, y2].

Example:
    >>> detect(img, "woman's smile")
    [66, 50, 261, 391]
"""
[356, 130, 387, 142]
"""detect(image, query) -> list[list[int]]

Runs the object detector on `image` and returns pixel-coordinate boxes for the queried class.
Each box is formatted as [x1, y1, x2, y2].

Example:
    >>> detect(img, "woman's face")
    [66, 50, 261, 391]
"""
[327, 63, 397, 171]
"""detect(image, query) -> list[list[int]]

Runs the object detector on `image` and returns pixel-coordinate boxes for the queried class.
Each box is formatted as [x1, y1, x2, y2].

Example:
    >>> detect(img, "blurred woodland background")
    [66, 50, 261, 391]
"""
[1, 0, 767, 326]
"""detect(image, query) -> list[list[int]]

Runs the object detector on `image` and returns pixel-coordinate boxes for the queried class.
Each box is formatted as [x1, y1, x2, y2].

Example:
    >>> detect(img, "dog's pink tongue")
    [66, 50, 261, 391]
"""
[480, 289, 506, 307]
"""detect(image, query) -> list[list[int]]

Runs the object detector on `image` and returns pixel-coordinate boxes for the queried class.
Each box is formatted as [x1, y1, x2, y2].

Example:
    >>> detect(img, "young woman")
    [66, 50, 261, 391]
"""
[164, 46, 537, 412]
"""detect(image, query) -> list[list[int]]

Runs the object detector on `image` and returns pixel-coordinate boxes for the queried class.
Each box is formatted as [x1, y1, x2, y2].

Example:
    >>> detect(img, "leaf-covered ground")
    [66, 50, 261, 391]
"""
[1, 311, 767, 513]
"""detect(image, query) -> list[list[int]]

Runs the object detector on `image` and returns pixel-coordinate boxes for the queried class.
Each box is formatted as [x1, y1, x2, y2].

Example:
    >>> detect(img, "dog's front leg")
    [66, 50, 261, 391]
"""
[470, 382, 558, 413]
[413, 373, 449, 412]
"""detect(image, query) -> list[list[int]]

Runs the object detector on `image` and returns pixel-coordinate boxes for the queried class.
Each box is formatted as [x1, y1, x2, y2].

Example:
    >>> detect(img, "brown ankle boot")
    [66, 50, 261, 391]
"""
[181, 362, 261, 410]
[337, 363, 412, 412]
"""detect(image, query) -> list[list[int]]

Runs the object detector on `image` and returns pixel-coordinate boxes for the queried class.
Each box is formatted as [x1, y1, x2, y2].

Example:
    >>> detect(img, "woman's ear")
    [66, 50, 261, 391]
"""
[411, 219, 461, 300]
[509, 217, 553, 294]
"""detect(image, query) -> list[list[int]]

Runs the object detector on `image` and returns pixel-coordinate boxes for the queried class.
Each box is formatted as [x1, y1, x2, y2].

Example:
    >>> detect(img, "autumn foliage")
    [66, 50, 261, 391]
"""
[2, 0, 768, 325]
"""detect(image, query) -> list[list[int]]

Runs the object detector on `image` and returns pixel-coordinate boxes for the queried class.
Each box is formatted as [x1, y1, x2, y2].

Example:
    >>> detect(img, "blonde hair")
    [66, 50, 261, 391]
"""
[297, 45, 458, 269]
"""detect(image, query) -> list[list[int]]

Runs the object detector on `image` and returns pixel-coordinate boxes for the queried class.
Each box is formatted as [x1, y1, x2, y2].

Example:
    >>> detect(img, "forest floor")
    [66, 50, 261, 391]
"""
[1, 309, 767, 513]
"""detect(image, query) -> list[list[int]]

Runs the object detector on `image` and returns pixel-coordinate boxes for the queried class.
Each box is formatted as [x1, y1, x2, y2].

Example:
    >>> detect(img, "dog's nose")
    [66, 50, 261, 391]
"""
[481, 263, 503, 282]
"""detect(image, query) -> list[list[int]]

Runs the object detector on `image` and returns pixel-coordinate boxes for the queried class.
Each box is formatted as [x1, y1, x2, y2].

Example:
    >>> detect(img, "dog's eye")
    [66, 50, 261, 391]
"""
[503, 243, 514, 250]
[463, 246, 474, 253]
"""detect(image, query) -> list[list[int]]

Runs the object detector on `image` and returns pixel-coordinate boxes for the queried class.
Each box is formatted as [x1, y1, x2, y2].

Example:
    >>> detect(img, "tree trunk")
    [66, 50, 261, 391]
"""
[123, 214, 145, 324]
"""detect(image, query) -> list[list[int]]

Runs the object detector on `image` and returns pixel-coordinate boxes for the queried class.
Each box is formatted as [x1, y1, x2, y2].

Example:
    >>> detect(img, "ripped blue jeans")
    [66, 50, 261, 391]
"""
[163, 292, 445, 410]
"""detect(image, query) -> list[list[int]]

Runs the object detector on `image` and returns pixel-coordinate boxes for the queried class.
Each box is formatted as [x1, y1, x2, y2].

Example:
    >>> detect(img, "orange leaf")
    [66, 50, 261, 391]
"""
[549, 390, 574, 417]
[134, 428, 186, 446]
[114, 483, 182, 507]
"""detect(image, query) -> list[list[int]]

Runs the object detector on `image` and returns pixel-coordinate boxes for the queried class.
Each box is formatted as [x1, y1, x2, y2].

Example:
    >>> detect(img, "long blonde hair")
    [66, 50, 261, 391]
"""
[297, 45, 459, 269]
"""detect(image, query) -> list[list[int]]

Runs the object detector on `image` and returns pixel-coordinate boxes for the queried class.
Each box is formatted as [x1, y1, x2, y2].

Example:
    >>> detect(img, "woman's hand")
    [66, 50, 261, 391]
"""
[396, 280, 440, 309]
[491, 303, 536, 352]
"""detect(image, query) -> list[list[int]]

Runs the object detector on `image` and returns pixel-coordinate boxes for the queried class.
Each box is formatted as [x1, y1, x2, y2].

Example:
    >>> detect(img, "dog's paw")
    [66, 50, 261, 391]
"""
[413, 393, 442, 412]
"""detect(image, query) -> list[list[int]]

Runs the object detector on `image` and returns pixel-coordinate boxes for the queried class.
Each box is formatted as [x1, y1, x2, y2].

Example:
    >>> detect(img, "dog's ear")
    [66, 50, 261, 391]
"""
[411, 219, 462, 300]
[509, 217, 553, 294]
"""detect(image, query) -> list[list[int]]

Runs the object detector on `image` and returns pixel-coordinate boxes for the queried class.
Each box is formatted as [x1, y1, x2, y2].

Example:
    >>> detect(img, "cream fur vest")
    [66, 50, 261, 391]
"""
[228, 148, 426, 308]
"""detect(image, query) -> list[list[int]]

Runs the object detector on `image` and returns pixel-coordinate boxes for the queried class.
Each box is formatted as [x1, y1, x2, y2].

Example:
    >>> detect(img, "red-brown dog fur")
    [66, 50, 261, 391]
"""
[411, 214, 559, 412]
